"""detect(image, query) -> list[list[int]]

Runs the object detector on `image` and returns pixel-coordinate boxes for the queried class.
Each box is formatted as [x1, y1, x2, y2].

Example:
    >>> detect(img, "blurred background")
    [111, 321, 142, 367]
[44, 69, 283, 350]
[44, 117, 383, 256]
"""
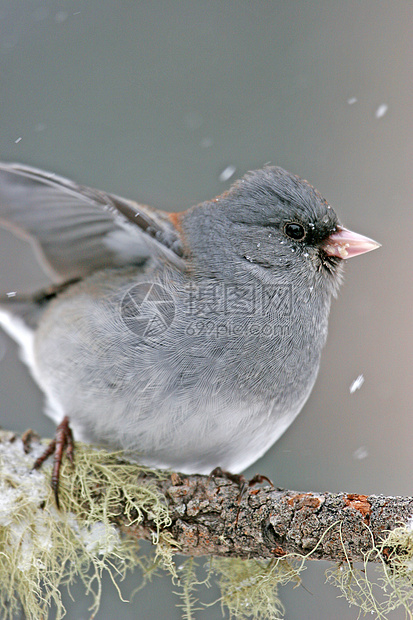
[0, 1, 411, 618]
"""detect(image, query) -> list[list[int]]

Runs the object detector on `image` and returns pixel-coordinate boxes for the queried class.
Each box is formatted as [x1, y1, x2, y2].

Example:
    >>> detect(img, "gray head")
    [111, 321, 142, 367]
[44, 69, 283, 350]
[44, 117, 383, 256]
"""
[181, 166, 344, 297]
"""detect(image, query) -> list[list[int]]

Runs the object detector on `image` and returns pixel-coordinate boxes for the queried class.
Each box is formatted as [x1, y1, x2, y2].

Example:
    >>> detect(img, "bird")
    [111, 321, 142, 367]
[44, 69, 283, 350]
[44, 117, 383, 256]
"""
[0, 162, 380, 499]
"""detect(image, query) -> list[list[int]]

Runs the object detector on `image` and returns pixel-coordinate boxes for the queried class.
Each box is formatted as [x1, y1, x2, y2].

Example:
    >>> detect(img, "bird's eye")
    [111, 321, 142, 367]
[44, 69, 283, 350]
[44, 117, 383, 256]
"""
[284, 222, 306, 241]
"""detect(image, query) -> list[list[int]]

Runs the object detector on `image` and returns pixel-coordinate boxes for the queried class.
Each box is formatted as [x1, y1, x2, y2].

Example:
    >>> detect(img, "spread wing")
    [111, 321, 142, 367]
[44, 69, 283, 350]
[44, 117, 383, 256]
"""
[0, 162, 184, 283]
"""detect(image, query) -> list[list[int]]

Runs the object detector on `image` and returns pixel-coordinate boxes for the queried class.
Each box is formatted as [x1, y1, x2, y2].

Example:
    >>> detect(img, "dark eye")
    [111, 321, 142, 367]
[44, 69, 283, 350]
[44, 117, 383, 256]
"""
[284, 222, 306, 241]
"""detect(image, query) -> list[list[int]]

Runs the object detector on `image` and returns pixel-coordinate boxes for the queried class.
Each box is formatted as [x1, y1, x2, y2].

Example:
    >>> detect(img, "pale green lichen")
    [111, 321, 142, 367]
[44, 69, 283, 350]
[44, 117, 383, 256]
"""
[174, 557, 209, 620]
[0, 438, 170, 619]
[2, 437, 413, 619]
[326, 521, 413, 619]
[209, 556, 304, 620]
[171, 555, 304, 620]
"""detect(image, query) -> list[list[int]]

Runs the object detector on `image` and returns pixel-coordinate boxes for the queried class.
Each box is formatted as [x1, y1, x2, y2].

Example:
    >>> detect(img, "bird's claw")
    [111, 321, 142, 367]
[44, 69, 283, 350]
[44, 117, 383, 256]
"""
[32, 416, 74, 509]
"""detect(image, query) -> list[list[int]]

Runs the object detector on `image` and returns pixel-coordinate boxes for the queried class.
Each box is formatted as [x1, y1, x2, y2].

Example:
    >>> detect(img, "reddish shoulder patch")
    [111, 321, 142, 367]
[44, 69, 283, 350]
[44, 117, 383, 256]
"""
[168, 211, 183, 232]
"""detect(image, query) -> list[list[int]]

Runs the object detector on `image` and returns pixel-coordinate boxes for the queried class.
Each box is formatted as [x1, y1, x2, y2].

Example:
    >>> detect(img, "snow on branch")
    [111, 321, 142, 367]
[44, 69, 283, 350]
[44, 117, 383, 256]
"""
[1, 429, 413, 619]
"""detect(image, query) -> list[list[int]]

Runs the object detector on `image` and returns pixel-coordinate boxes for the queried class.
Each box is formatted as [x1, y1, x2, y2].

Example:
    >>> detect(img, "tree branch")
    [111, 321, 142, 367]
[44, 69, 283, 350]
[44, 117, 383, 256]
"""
[1, 429, 412, 564]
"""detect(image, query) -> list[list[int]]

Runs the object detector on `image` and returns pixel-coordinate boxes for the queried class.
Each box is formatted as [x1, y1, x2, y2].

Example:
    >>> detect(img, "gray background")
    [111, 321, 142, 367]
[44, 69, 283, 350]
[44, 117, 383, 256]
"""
[0, 1, 412, 618]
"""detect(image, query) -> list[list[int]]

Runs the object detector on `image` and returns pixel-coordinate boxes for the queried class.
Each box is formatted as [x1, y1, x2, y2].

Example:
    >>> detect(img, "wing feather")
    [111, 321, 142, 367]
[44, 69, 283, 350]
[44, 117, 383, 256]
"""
[0, 163, 184, 282]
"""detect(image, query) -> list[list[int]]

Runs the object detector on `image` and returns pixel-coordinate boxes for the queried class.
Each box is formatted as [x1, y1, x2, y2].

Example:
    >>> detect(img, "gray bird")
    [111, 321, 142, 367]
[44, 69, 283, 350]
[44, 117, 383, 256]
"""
[0, 163, 380, 483]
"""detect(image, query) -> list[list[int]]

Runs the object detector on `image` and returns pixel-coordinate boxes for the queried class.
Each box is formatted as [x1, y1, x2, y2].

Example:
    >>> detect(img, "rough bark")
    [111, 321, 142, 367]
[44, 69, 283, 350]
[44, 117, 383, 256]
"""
[132, 474, 413, 563]
[2, 429, 413, 563]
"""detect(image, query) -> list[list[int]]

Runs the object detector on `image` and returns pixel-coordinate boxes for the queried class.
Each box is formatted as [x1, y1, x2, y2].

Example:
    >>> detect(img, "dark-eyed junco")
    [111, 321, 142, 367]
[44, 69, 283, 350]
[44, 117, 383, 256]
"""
[0, 163, 380, 484]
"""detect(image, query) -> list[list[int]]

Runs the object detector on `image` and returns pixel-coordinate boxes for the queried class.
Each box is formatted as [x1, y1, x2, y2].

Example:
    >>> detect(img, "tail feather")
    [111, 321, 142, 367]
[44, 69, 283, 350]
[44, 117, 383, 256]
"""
[0, 279, 80, 374]
[0, 298, 41, 371]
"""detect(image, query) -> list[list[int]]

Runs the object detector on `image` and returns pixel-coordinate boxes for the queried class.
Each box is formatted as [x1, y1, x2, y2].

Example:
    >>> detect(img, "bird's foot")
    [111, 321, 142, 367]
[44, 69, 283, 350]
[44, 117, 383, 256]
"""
[209, 466, 272, 492]
[32, 416, 74, 509]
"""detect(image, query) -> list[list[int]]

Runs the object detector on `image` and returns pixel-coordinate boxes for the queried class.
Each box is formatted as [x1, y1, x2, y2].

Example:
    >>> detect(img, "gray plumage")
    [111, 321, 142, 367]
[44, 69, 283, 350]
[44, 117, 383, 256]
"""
[0, 163, 379, 473]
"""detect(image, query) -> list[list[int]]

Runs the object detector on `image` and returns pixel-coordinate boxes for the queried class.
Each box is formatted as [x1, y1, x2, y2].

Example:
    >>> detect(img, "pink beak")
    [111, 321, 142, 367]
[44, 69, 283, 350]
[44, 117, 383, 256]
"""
[322, 226, 381, 259]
